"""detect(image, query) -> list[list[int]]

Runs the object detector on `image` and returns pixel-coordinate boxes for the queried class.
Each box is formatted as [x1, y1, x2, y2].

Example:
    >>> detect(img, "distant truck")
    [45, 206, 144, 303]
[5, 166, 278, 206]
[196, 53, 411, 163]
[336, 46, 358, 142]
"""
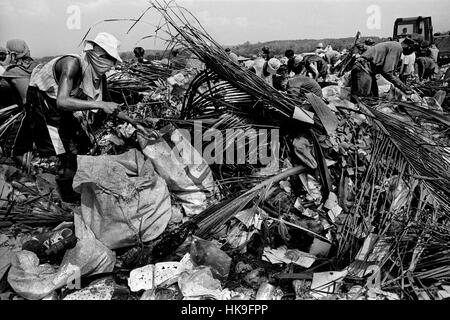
[393, 16, 450, 65]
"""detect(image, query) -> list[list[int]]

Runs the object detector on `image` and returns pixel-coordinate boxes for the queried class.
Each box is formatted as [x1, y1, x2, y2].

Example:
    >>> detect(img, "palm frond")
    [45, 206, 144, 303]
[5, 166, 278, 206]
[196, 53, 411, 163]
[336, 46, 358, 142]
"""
[337, 98, 450, 268]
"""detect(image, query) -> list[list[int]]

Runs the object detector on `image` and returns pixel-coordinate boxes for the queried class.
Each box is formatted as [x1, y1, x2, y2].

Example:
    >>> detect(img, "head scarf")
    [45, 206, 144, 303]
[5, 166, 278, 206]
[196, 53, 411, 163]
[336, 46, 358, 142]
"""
[80, 42, 115, 101]
[6, 39, 30, 59]
[3, 40, 35, 73]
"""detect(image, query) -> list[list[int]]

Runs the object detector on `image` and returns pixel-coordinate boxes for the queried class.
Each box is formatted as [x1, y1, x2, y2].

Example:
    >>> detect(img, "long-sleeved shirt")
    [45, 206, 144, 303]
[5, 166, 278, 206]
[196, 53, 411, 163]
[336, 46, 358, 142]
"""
[361, 41, 409, 93]
[287, 75, 323, 98]
[362, 41, 403, 74]
[415, 56, 438, 80]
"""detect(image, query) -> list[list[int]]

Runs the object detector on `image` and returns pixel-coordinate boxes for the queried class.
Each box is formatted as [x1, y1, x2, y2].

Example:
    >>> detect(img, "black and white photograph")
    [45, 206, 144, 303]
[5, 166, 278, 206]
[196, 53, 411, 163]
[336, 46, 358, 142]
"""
[1, 0, 450, 307]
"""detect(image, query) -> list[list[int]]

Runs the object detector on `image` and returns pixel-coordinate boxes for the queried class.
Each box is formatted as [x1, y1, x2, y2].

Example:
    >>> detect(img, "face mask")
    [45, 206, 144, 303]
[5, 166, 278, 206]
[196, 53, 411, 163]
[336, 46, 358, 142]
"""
[85, 47, 115, 76]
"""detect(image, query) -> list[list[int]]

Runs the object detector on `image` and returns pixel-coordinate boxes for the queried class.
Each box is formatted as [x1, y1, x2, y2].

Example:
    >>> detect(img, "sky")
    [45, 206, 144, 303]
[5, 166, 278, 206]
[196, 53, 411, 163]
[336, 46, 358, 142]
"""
[1, 0, 449, 57]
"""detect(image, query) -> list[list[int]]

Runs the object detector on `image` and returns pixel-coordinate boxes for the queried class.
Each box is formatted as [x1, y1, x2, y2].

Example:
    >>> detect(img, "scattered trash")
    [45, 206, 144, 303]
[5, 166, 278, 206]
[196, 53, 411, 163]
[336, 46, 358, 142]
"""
[310, 270, 348, 299]
[63, 278, 116, 300]
[293, 136, 317, 169]
[255, 282, 276, 300]
[309, 238, 332, 257]
[263, 246, 316, 268]
[244, 268, 267, 289]
[7, 250, 58, 300]
[178, 267, 222, 300]
[190, 239, 232, 281]
[0, 246, 13, 281]
[1, 0, 450, 301]
[140, 286, 181, 300]
[22, 226, 77, 261]
[128, 253, 194, 292]
[235, 262, 253, 274]
[73, 149, 172, 249]
[299, 174, 323, 204]
[128, 264, 154, 292]
[235, 208, 264, 230]
[139, 125, 217, 217]
[7, 238, 115, 300]
[324, 192, 343, 222]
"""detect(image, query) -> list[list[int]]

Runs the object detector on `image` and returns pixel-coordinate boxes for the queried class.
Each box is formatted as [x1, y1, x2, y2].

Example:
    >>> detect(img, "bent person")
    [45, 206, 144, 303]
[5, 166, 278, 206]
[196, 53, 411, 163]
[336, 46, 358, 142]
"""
[350, 40, 414, 98]
[24, 32, 123, 201]
[286, 75, 323, 98]
[0, 39, 38, 165]
[415, 56, 439, 81]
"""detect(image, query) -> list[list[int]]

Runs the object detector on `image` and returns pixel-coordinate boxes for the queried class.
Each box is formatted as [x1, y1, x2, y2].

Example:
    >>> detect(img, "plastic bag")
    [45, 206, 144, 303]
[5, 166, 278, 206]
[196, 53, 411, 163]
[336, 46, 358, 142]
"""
[7, 238, 115, 300]
[139, 125, 217, 217]
[73, 149, 172, 249]
[178, 267, 222, 299]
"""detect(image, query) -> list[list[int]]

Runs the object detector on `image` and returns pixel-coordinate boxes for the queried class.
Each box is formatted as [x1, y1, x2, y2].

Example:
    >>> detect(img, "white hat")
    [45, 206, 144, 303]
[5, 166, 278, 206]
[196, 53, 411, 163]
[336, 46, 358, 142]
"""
[317, 43, 324, 49]
[266, 58, 281, 75]
[293, 55, 303, 67]
[86, 32, 122, 63]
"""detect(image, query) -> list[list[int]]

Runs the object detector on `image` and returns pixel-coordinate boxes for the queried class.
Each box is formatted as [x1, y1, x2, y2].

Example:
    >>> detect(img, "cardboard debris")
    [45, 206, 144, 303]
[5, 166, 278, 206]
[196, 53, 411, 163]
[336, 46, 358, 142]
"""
[128, 253, 194, 292]
[128, 265, 154, 292]
[63, 278, 116, 300]
[310, 270, 348, 299]
[262, 246, 316, 268]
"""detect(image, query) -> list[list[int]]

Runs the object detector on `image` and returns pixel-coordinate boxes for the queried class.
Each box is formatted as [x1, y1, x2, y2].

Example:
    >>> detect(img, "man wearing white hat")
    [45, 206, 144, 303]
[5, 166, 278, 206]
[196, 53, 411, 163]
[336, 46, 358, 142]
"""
[252, 57, 281, 87]
[315, 43, 326, 55]
[22, 32, 123, 202]
[285, 49, 304, 75]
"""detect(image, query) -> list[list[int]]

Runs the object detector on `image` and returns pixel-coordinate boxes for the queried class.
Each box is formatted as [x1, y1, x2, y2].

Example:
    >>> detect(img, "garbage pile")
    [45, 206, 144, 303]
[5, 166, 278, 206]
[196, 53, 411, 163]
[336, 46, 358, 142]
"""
[1, 2, 450, 301]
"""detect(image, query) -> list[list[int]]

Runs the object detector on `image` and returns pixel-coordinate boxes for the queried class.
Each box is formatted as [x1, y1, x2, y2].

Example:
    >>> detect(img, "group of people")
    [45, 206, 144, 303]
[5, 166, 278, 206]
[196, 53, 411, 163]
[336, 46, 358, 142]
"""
[0, 30, 445, 202]
[0, 32, 123, 201]
[239, 43, 347, 99]
[399, 39, 440, 84]
[238, 36, 442, 102]
[239, 44, 332, 96]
